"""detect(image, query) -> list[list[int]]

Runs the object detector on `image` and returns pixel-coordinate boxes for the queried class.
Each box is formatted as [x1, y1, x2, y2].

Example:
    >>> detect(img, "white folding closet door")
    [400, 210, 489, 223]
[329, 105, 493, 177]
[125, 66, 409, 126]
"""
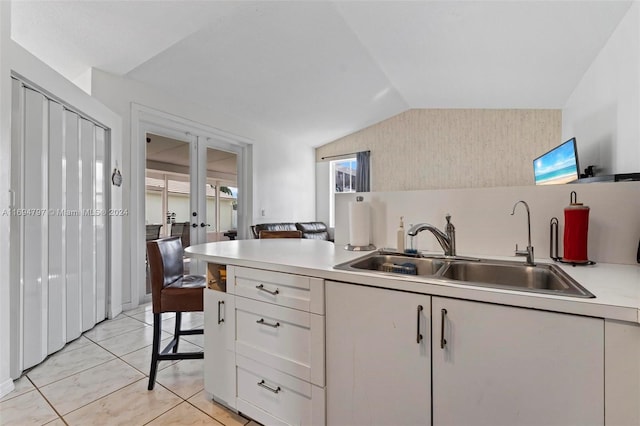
[9, 78, 109, 376]
[80, 118, 96, 332]
[48, 100, 66, 354]
[95, 127, 107, 322]
[9, 79, 24, 377]
[64, 110, 82, 341]
[22, 88, 49, 370]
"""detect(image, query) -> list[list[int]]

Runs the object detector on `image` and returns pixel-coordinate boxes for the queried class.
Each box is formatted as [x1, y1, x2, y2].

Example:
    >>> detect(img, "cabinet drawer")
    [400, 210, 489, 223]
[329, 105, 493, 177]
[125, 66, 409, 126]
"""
[235, 297, 324, 386]
[236, 355, 325, 426]
[232, 266, 324, 314]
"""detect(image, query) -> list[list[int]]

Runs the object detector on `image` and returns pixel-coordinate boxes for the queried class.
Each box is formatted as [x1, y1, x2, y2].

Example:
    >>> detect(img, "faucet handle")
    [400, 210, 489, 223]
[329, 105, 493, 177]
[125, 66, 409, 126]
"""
[514, 244, 528, 257]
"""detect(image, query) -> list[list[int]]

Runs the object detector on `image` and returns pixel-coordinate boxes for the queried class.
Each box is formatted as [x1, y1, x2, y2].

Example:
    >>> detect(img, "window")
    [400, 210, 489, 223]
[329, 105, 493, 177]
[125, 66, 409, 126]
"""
[329, 158, 357, 227]
[332, 158, 357, 193]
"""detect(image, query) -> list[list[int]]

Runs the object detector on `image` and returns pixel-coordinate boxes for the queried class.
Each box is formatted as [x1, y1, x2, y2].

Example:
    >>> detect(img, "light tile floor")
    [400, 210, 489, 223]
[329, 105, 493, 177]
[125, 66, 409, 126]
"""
[0, 303, 257, 426]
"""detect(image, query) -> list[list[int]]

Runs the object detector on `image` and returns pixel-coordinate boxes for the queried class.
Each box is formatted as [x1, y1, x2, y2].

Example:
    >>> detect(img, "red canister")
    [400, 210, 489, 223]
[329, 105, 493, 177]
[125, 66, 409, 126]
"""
[563, 191, 590, 263]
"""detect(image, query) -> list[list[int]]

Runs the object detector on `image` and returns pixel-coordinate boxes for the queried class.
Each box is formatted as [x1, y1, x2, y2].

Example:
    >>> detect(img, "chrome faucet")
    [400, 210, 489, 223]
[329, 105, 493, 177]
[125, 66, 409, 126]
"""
[407, 214, 456, 256]
[510, 200, 535, 266]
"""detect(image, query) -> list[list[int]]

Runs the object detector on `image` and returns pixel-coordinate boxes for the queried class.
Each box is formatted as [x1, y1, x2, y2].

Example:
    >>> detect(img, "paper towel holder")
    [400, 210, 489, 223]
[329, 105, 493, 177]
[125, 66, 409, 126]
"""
[345, 195, 376, 251]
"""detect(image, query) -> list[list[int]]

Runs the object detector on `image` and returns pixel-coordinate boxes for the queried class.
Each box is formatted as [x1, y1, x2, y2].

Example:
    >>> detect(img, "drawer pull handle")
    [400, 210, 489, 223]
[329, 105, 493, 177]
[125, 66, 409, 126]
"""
[256, 318, 280, 328]
[256, 284, 279, 295]
[440, 308, 448, 349]
[217, 300, 225, 324]
[416, 305, 423, 344]
[257, 380, 281, 394]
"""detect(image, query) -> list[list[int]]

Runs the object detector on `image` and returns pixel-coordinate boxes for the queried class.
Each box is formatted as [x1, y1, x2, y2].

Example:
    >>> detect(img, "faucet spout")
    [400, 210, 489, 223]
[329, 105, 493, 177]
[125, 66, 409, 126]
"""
[511, 200, 535, 266]
[407, 221, 455, 256]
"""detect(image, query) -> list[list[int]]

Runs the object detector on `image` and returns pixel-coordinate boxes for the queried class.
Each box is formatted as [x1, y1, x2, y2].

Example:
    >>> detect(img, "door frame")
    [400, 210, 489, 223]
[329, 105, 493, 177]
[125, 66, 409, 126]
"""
[131, 104, 252, 309]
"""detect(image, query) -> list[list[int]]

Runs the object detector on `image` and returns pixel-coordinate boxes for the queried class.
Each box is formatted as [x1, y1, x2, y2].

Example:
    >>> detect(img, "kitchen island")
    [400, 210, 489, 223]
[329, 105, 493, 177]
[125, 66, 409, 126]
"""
[186, 239, 640, 426]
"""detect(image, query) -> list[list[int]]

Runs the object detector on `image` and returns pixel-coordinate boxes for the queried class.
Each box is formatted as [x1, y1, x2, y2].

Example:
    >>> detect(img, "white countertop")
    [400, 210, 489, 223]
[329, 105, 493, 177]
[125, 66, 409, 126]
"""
[186, 239, 640, 323]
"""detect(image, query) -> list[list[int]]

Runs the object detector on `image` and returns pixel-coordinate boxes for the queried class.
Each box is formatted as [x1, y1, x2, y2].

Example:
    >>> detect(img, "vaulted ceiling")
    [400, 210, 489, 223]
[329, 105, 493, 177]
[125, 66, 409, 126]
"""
[10, 1, 632, 147]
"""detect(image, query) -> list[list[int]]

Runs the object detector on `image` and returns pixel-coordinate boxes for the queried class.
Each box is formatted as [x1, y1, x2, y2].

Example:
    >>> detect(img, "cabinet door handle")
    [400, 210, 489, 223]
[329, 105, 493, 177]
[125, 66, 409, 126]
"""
[440, 308, 448, 349]
[217, 300, 225, 324]
[256, 284, 279, 295]
[256, 318, 280, 328]
[257, 379, 281, 394]
[416, 305, 424, 343]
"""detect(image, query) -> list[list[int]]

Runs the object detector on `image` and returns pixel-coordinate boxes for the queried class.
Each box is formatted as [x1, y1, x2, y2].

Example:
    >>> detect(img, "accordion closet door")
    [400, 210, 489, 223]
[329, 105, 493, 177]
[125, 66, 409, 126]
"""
[9, 78, 109, 375]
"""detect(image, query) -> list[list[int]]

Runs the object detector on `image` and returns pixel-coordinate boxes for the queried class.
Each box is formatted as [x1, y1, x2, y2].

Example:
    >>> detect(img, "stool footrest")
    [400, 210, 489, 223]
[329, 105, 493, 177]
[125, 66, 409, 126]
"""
[178, 329, 203, 336]
[157, 351, 203, 361]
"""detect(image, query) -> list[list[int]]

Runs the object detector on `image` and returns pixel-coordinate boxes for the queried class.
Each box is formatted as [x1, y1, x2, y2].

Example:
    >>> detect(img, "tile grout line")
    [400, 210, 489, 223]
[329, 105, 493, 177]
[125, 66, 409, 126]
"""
[25, 375, 69, 426]
[26, 351, 116, 389]
[57, 377, 161, 423]
[184, 399, 227, 426]
[140, 383, 192, 426]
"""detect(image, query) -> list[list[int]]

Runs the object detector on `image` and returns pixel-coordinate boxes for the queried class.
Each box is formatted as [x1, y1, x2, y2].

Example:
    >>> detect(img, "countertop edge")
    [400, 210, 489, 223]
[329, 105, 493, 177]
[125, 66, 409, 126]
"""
[186, 241, 640, 324]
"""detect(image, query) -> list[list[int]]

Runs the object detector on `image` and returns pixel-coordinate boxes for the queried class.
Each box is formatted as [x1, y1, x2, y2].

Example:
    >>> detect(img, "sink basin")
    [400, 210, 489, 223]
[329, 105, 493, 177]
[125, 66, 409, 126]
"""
[336, 253, 445, 276]
[439, 261, 595, 298]
[334, 251, 595, 298]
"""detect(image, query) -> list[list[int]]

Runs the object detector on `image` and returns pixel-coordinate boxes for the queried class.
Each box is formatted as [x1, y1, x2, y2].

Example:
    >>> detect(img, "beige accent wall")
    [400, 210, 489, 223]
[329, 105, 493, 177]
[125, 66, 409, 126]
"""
[316, 109, 562, 191]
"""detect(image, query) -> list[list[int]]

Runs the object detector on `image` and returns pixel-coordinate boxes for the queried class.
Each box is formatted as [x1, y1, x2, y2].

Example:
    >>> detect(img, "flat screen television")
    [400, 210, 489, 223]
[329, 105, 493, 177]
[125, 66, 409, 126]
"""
[533, 138, 580, 185]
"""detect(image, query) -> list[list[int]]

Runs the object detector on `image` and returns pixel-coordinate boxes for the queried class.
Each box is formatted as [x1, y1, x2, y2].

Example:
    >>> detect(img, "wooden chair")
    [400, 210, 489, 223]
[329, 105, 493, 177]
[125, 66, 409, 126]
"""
[258, 230, 302, 239]
[146, 236, 205, 390]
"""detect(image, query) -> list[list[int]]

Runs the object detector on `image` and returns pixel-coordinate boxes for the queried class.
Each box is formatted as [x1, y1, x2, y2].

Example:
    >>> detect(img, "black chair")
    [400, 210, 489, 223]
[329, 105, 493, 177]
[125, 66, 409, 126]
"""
[146, 224, 163, 241]
[171, 221, 191, 248]
[146, 236, 205, 390]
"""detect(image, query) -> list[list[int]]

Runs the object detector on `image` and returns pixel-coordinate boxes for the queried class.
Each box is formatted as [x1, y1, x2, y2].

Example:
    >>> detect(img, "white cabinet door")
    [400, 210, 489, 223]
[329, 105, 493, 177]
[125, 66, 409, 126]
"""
[326, 281, 431, 426]
[432, 296, 604, 426]
[204, 288, 236, 409]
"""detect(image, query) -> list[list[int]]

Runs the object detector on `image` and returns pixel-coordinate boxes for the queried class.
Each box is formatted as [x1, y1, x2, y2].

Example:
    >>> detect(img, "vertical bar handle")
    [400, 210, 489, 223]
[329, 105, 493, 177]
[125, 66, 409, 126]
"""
[217, 300, 225, 324]
[416, 305, 424, 343]
[440, 308, 448, 349]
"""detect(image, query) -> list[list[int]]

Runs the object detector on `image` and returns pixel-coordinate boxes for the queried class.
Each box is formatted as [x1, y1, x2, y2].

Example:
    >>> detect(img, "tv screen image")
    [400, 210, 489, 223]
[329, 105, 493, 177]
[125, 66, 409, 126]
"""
[533, 138, 579, 185]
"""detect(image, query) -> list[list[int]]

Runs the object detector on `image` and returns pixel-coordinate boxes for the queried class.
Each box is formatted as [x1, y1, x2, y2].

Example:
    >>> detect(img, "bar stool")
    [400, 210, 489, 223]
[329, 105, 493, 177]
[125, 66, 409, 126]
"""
[146, 236, 205, 390]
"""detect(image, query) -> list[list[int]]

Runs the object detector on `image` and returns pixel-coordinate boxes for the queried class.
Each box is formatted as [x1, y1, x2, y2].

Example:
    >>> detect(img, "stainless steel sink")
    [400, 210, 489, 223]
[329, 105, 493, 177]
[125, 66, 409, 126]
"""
[439, 261, 595, 298]
[336, 253, 445, 276]
[334, 251, 595, 298]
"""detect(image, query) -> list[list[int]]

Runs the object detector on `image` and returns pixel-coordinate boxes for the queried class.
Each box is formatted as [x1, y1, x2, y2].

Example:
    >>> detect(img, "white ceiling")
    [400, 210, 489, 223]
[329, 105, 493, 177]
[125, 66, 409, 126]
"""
[10, 1, 633, 147]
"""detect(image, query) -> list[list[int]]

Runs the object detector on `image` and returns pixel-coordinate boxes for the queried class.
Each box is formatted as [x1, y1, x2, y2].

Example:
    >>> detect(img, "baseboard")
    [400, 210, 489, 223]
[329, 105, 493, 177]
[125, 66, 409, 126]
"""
[0, 376, 15, 399]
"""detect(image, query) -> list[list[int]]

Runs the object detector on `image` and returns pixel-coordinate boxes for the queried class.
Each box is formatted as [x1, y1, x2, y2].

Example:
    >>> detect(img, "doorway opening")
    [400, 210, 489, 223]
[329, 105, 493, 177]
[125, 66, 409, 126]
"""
[144, 133, 239, 296]
[132, 104, 252, 310]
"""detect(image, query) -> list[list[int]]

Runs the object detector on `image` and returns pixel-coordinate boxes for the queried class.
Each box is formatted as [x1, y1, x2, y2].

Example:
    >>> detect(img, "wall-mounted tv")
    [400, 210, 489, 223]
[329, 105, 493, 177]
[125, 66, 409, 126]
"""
[533, 138, 580, 185]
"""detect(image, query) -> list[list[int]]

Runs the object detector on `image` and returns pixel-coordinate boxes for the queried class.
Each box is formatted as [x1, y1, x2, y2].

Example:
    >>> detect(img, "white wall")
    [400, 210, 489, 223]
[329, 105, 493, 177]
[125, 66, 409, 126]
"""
[0, 0, 14, 399]
[336, 182, 640, 266]
[145, 191, 163, 224]
[316, 162, 331, 226]
[563, 2, 640, 175]
[90, 70, 315, 307]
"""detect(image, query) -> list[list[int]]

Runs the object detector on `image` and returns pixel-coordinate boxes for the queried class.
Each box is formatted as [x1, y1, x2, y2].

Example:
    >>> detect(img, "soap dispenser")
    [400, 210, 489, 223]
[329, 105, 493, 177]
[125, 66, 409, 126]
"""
[397, 216, 405, 252]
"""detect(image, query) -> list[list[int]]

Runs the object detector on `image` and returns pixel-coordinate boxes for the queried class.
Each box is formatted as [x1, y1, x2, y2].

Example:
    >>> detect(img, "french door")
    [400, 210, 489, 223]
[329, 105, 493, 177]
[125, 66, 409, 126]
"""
[143, 130, 236, 290]
[136, 105, 249, 307]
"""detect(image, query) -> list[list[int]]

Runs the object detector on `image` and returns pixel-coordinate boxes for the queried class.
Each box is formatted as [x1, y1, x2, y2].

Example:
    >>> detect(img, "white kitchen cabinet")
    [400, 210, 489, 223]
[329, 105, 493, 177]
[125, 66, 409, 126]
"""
[205, 265, 325, 425]
[325, 281, 431, 426]
[203, 265, 236, 409]
[432, 296, 604, 426]
[235, 296, 324, 386]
